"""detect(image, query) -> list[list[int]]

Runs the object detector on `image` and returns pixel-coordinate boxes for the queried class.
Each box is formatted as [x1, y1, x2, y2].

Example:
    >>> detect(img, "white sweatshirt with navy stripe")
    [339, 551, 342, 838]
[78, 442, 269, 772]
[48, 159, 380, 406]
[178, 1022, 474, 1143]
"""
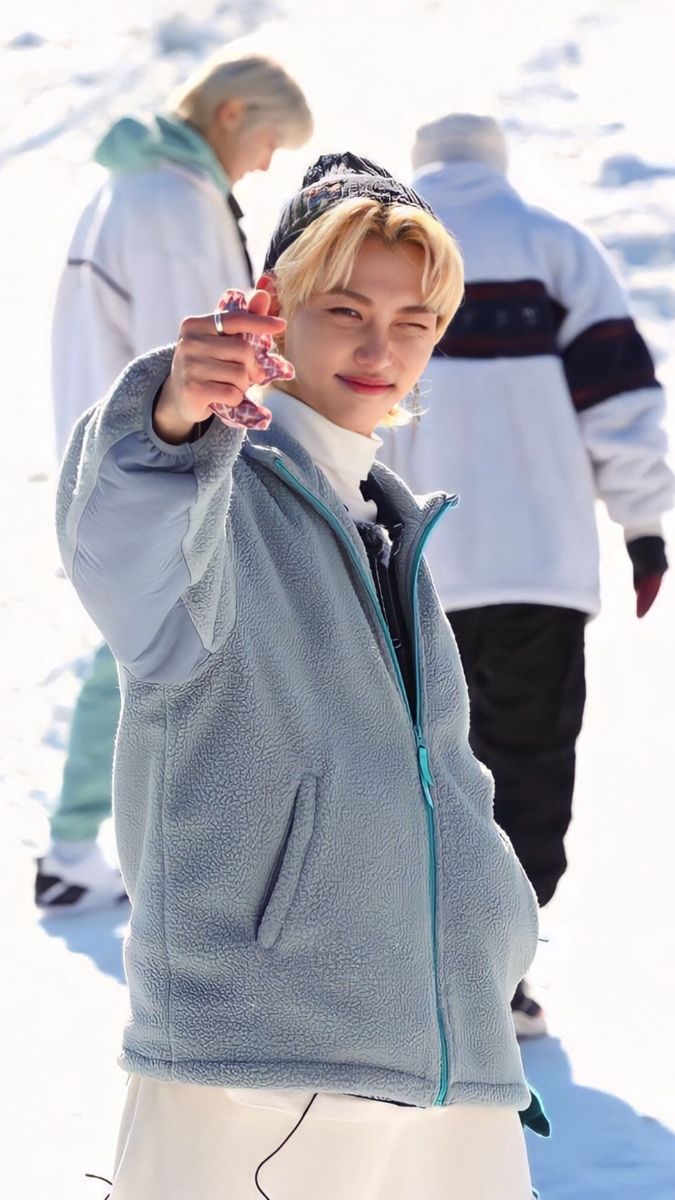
[379, 161, 673, 616]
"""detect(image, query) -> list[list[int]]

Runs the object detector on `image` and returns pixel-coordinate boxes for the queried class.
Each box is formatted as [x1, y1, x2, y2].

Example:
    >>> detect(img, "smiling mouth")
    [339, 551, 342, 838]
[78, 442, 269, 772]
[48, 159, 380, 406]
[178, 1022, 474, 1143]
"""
[336, 375, 394, 395]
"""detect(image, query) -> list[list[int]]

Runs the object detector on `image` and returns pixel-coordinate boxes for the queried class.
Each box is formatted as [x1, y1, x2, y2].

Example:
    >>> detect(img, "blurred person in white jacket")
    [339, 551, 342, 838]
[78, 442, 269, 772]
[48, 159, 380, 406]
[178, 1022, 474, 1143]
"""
[379, 113, 673, 1036]
[37, 52, 312, 913]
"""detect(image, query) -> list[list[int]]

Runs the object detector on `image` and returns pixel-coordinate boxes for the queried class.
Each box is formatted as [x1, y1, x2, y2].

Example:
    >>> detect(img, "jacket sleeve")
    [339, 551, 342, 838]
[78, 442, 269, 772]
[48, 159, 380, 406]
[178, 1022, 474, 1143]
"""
[51, 194, 137, 461]
[56, 346, 245, 684]
[550, 221, 674, 535]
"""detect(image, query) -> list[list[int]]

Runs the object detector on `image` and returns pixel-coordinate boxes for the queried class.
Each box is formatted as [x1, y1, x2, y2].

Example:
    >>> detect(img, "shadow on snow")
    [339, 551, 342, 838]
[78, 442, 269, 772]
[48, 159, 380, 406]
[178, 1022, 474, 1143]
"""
[524, 1037, 675, 1199]
[39, 903, 129, 983]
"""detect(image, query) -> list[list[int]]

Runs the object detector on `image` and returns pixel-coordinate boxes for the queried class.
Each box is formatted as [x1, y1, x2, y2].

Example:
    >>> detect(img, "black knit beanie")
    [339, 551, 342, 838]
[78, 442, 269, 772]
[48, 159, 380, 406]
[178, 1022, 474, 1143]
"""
[263, 151, 436, 272]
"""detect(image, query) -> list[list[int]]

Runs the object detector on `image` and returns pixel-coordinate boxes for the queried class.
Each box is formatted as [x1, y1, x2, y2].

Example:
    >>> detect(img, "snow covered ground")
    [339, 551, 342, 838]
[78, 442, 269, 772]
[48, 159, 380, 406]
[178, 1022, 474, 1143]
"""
[1, 1, 674, 1195]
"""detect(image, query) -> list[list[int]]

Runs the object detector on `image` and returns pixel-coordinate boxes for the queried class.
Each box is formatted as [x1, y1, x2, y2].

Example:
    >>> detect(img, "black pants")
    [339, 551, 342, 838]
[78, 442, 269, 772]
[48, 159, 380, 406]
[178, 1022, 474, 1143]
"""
[448, 604, 587, 906]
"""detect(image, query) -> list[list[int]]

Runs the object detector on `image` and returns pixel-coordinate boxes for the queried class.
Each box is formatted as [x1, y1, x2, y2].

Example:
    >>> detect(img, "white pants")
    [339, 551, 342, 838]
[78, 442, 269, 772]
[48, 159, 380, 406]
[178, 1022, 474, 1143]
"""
[110, 1076, 533, 1199]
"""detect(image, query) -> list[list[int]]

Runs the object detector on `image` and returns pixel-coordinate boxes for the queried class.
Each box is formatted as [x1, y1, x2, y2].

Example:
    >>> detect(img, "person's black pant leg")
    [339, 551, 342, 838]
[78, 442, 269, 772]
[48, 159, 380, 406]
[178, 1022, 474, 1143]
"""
[448, 604, 587, 907]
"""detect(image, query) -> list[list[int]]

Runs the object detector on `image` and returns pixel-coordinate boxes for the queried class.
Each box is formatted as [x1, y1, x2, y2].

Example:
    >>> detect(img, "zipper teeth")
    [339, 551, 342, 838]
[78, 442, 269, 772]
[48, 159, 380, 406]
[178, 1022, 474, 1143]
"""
[409, 502, 453, 1106]
[409, 500, 455, 732]
[425, 806, 447, 1101]
[273, 458, 452, 1106]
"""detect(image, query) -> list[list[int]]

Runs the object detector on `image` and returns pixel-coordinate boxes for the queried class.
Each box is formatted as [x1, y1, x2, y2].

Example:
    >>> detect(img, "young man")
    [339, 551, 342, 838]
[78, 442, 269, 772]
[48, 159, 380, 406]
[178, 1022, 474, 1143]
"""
[56, 153, 546, 1199]
[37, 52, 312, 913]
[379, 113, 674, 1035]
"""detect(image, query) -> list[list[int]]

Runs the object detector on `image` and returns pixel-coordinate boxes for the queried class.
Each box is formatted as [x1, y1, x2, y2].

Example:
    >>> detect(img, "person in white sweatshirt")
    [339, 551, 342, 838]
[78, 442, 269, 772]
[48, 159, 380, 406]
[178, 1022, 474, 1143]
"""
[37, 52, 312, 913]
[379, 113, 674, 1036]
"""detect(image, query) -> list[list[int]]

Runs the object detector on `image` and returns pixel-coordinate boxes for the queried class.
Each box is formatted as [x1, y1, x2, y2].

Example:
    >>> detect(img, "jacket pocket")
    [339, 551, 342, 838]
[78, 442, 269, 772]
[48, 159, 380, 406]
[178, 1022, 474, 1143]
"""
[256, 775, 317, 950]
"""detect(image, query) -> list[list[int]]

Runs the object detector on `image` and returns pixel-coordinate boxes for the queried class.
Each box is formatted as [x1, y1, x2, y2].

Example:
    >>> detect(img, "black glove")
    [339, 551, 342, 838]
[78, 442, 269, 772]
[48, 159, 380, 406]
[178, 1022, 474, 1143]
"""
[626, 536, 668, 618]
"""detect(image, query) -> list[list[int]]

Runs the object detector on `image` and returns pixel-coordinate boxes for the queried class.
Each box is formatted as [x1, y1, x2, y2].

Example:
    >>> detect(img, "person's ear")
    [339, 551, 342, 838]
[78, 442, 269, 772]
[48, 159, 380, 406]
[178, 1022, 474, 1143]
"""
[215, 98, 246, 130]
[256, 273, 281, 316]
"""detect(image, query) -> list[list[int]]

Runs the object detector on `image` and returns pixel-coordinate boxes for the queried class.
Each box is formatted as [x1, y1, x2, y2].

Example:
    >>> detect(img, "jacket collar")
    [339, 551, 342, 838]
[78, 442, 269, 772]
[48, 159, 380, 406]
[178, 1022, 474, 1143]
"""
[95, 114, 231, 197]
[243, 425, 455, 554]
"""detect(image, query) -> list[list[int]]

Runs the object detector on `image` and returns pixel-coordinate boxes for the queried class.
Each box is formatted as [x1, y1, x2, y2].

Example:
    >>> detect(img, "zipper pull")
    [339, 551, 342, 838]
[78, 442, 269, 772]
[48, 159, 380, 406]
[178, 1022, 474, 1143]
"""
[416, 734, 435, 803]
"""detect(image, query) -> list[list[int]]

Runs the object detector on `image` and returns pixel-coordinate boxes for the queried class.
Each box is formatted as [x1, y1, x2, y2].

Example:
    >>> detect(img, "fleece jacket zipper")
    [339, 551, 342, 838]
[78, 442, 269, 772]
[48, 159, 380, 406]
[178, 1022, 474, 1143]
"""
[272, 454, 456, 1105]
[405, 496, 457, 1103]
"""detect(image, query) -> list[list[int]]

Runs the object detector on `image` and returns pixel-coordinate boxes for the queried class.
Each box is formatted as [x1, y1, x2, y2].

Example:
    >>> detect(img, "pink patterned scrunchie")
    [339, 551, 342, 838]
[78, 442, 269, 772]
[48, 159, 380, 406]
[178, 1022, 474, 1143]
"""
[209, 289, 295, 431]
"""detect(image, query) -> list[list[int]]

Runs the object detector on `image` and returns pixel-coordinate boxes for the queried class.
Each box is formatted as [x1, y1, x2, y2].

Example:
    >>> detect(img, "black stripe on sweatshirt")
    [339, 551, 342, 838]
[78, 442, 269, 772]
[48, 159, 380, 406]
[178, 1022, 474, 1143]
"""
[562, 318, 660, 411]
[67, 258, 131, 302]
[433, 279, 566, 359]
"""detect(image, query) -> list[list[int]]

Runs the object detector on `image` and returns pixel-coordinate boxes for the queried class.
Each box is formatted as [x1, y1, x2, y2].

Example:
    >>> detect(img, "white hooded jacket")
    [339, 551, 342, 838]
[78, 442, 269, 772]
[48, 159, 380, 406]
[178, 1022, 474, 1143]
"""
[51, 115, 252, 458]
[379, 150, 673, 616]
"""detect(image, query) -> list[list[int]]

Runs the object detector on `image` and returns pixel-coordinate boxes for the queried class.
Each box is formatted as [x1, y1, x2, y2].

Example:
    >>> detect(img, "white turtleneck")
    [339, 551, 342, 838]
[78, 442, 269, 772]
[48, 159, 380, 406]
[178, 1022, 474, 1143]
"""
[266, 388, 382, 524]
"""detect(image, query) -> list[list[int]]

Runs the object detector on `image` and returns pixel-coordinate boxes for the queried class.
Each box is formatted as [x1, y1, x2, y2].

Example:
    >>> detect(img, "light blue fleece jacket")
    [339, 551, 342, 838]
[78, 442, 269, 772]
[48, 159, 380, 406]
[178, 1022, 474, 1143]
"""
[56, 348, 541, 1116]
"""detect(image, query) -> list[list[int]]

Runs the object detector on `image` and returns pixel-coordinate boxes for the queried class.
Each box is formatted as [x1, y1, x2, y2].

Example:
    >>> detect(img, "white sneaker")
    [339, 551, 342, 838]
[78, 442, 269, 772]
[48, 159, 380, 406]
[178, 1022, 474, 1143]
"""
[35, 842, 128, 914]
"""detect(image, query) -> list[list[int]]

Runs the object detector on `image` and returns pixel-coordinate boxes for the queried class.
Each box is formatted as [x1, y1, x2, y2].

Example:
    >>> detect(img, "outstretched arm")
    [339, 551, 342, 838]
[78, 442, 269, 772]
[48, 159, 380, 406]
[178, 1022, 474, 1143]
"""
[56, 294, 285, 681]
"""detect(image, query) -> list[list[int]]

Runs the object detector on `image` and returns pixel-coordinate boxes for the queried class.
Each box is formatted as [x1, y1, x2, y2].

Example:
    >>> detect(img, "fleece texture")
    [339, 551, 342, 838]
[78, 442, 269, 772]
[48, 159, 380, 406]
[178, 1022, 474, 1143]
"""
[56, 348, 539, 1111]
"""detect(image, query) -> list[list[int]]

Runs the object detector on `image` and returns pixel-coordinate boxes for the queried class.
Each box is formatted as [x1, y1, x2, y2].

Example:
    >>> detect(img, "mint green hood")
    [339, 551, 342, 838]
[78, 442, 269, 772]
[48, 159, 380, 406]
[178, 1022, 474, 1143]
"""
[94, 114, 230, 195]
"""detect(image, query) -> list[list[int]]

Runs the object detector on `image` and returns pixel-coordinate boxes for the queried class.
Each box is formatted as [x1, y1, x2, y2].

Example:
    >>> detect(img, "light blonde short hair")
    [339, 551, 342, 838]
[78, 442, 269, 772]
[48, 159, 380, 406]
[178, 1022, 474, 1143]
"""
[167, 52, 313, 148]
[272, 197, 464, 425]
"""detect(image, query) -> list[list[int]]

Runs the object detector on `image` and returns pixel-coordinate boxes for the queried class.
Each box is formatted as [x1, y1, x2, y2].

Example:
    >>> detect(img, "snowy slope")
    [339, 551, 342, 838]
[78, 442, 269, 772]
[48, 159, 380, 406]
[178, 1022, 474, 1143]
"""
[1, 1, 674, 1196]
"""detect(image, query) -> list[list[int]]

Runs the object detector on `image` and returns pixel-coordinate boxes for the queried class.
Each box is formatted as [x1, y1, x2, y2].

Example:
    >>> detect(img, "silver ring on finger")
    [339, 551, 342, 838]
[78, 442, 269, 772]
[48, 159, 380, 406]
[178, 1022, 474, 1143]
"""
[213, 309, 225, 336]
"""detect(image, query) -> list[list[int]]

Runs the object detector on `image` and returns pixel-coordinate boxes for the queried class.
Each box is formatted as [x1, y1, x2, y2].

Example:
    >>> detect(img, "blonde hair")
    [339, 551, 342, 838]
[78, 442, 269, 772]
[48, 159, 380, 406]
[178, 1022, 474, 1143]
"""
[272, 198, 464, 425]
[167, 53, 313, 148]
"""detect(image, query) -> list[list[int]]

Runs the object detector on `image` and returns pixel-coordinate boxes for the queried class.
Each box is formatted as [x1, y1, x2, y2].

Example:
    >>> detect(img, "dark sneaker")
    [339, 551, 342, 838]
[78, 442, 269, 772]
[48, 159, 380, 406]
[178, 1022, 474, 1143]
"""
[35, 844, 128, 914]
[511, 979, 548, 1039]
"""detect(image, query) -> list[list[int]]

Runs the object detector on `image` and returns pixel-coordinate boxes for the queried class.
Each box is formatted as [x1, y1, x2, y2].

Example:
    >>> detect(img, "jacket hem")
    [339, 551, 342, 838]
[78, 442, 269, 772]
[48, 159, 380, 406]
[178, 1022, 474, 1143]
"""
[118, 1048, 530, 1110]
[442, 587, 600, 617]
